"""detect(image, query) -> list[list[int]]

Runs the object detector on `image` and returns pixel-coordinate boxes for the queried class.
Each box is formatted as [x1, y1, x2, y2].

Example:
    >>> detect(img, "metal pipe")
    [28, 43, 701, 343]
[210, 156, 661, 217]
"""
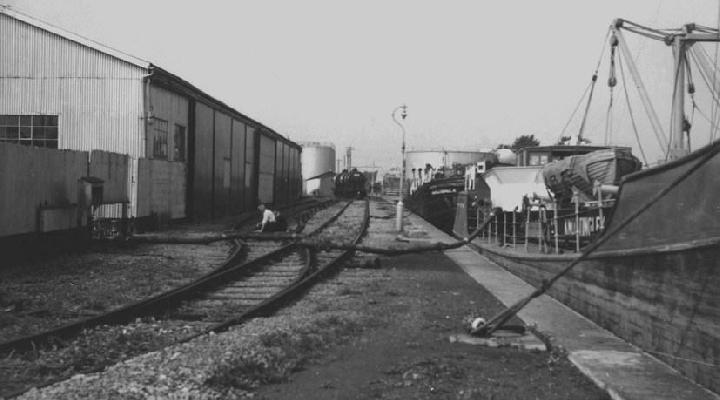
[538, 208, 543, 252]
[142, 67, 155, 158]
[494, 213, 498, 244]
[574, 189, 580, 253]
[553, 200, 559, 254]
[596, 181, 604, 231]
[525, 208, 530, 252]
[512, 208, 517, 248]
[392, 105, 407, 232]
[502, 212, 506, 247]
[487, 214, 492, 243]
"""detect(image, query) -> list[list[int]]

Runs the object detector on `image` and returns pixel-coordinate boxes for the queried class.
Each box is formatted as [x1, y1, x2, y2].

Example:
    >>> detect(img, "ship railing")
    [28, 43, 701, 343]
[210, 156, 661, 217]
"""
[480, 198, 615, 254]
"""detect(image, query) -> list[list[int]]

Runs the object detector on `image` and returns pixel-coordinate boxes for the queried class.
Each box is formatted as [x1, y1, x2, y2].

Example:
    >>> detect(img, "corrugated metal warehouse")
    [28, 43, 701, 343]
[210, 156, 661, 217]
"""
[0, 6, 302, 224]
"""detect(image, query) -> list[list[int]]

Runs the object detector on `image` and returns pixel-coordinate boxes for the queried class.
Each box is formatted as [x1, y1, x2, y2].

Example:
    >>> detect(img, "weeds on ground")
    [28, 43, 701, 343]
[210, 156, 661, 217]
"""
[205, 312, 366, 393]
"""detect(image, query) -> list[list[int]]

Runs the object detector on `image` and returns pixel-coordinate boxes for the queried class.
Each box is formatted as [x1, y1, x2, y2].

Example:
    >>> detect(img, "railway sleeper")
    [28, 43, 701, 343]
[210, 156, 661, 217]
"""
[204, 292, 279, 301]
[189, 299, 263, 308]
[215, 286, 287, 294]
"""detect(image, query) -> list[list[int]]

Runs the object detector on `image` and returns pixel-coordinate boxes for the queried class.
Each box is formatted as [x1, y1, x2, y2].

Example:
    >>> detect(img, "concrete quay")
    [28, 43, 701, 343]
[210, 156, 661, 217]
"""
[403, 210, 719, 400]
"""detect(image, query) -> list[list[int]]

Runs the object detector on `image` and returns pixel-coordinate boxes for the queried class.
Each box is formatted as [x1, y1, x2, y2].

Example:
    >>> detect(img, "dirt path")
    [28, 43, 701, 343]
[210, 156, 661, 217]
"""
[11, 200, 611, 399]
[254, 252, 608, 399]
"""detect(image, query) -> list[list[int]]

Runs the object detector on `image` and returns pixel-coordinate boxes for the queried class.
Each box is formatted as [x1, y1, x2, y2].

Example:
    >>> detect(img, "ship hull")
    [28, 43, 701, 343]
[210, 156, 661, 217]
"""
[476, 242, 720, 394]
[459, 142, 720, 394]
[406, 176, 463, 233]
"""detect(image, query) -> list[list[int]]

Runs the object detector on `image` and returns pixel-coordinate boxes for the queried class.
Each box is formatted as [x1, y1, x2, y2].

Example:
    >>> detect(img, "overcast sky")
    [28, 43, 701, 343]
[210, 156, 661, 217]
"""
[4, 0, 720, 169]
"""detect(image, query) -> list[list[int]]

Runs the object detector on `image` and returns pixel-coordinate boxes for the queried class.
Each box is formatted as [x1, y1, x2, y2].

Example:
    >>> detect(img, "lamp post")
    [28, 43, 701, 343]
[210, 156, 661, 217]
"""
[392, 104, 407, 232]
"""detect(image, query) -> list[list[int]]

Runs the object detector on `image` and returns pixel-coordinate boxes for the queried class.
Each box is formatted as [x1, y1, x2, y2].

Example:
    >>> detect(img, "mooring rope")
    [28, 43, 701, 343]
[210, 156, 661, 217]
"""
[475, 141, 720, 336]
[300, 216, 494, 256]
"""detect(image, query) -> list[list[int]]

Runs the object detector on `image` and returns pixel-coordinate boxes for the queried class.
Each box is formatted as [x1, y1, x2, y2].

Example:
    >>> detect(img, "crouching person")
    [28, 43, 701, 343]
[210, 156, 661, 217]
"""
[257, 204, 287, 232]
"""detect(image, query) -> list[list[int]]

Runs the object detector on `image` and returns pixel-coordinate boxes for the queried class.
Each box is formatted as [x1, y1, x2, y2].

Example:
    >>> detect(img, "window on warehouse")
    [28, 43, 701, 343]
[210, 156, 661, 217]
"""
[152, 118, 169, 159]
[173, 124, 186, 161]
[0, 115, 59, 148]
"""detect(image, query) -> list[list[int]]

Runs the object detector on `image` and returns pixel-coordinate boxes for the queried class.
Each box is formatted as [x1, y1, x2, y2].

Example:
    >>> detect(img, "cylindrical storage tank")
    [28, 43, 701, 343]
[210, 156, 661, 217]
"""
[494, 148, 517, 165]
[405, 150, 497, 178]
[301, 142, 336, 196]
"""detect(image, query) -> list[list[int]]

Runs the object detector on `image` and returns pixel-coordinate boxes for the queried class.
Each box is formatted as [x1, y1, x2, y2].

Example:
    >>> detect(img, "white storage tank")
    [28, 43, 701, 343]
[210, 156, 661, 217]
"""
[493, 148, 518, 165]
[405, 150, 497, 177]
[301, 142, 336, 196]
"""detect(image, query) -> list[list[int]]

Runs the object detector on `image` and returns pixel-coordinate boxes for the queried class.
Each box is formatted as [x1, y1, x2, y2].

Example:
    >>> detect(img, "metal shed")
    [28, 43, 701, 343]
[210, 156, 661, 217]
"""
[0, 6, 302, 222]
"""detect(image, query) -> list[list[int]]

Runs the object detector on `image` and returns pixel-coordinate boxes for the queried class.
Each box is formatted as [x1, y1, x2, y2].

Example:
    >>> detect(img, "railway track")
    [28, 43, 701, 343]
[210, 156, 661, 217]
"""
[1, 199, 368, 398]
[0, 200, 359, 355]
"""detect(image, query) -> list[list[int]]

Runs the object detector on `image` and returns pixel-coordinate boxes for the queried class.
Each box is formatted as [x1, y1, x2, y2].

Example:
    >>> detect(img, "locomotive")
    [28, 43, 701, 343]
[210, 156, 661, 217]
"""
[334, 168, 367, 198]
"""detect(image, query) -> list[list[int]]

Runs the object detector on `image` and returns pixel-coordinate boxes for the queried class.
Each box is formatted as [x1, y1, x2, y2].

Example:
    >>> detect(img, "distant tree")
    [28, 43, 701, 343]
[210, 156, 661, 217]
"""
[511, 134, 540, 151]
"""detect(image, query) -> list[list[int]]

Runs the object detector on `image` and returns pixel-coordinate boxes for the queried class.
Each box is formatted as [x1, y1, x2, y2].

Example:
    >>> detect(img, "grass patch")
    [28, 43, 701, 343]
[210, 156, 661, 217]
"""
[206, 312, 365, 392]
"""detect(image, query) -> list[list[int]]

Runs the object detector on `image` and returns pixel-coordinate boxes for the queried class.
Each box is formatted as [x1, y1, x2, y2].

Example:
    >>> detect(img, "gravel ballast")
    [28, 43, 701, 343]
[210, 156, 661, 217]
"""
[14, 200, 610, 399]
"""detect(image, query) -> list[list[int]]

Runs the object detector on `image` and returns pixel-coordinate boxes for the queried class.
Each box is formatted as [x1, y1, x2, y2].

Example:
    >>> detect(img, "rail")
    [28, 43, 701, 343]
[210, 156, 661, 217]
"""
[0, 200, 356, 355]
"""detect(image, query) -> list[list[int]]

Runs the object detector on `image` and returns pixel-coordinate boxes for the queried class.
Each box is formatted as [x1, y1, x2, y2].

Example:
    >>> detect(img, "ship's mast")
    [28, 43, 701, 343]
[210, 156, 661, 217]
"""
[668, 28, 689, 160]
[668, 25, 720, 159]
[611, 19, 720, 161]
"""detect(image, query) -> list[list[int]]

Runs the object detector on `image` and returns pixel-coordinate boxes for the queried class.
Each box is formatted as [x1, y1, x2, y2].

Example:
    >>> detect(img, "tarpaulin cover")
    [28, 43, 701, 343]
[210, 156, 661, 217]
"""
[598, 143, 720, 252]
[481, 167, 548, 211]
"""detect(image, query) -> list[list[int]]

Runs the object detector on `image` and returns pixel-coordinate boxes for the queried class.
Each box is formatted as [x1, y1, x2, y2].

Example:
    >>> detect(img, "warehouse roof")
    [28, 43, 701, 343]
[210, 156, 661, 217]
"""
[0, 5, 300, 149]
[0, 5, 150, 69]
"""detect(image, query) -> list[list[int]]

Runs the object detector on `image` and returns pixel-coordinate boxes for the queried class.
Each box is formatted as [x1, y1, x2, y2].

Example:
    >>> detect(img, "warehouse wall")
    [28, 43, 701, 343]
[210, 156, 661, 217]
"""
[0, 12, 147, 219]
[87, 150, 131, 219]
[88, 150, 129, 204]
[0, 13, 146, 158]
[192, 102, 214, 218]
[136, 158, 186, 220]
[149, 86, 189, 162]
[288, 146, 301, 201]
[245, 126, 257, 210]
[213, 112, 232, 217]
[0, 143, 87, 237]
[258, 133, 275, 204]
[230, 120, 247, 214]
[274, 140, 284, 205]
[1, 11, 303, 223]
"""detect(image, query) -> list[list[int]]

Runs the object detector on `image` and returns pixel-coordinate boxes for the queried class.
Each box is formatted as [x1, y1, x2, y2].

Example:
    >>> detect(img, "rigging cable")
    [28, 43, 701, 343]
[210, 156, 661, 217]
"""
[558, 28, 611, 144]
[617, 50, 649, 166]
[604, 35, 619, 145]
[576, 28, 612, 143]
[688, 96, 715, 129]
[558, 81, 593, 143]
[712, 6, 720, 142]
[688, 47, 720, 136]
[612, 27, 669, 150]
[688, 47, 720, 106]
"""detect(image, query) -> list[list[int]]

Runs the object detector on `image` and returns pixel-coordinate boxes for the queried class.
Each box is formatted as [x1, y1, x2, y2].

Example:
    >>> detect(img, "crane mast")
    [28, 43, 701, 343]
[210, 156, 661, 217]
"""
[611, 19, 720, 161]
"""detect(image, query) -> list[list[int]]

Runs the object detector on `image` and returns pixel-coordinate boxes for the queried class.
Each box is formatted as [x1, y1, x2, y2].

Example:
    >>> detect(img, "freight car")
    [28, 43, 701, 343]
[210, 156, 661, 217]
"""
[334, 168, 367, 198]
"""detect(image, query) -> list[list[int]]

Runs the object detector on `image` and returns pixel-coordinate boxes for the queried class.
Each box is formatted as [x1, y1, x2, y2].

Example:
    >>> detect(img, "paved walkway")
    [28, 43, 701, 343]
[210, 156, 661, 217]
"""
[404, 212, 719, 400]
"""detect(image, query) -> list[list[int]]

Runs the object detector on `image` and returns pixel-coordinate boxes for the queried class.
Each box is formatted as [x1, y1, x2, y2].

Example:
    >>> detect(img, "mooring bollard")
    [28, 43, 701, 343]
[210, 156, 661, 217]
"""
[395, 200, 404, 232]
